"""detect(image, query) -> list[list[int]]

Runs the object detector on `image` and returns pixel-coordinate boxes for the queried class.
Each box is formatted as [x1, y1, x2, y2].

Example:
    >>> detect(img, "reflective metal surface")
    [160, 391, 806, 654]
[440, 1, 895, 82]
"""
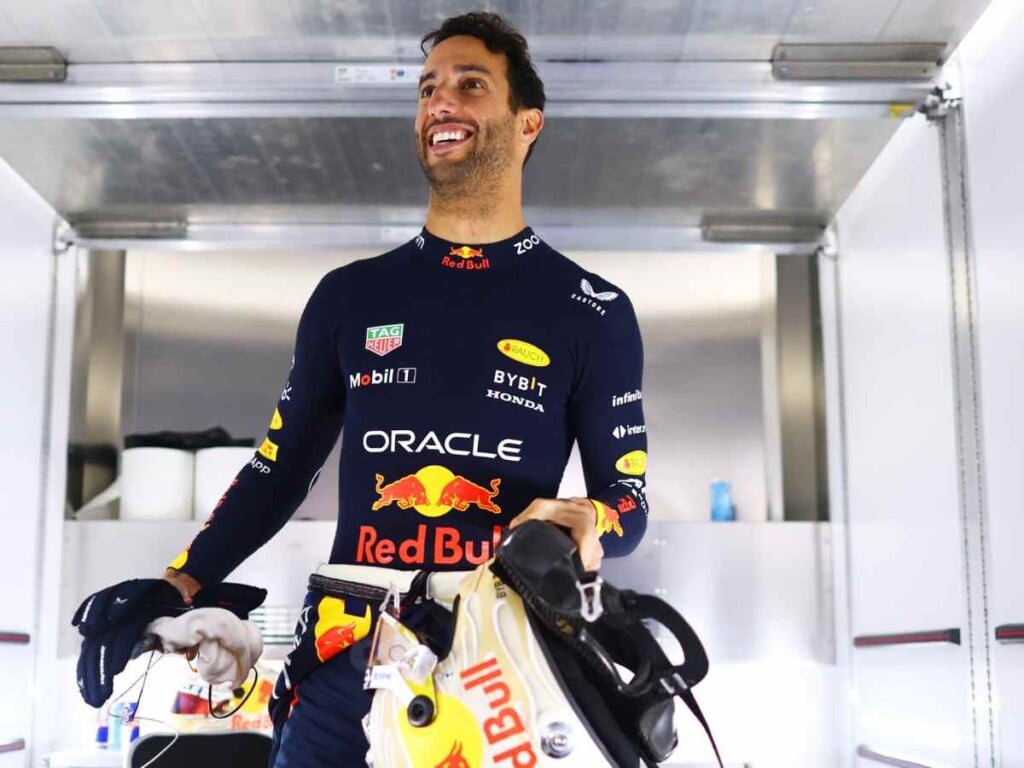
[0, 114, 898, 239]
[0, 0, 991, 64]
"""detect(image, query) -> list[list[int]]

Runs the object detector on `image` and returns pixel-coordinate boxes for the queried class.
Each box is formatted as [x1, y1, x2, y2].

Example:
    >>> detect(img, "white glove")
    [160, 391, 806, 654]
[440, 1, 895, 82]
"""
[146, 607, 263, 687]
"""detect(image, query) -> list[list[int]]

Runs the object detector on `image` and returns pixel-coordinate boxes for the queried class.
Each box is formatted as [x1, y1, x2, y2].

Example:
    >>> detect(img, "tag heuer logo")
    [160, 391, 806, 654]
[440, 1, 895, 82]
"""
[366, 324, 404, 357]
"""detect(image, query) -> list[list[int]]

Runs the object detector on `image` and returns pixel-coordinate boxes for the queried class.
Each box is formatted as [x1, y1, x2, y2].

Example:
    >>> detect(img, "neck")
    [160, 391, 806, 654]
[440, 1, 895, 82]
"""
[424, 173, 526, 243]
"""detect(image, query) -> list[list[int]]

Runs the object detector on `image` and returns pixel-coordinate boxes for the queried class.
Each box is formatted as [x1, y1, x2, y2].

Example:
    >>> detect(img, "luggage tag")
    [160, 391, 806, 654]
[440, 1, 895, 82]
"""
[364, 584, 438, 721]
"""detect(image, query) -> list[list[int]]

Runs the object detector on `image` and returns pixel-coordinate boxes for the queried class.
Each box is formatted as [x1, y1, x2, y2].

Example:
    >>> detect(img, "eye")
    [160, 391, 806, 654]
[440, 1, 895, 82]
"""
[463, 78, 485, 90]
[419, 85, 435, 99]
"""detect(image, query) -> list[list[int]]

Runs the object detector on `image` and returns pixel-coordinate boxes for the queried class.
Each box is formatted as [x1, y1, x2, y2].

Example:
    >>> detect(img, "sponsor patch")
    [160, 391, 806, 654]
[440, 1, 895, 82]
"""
[488, 369, 547, 413]
[313, 597, 372, 663]
[362, 429, 523, 463]
[169, 550, 189, 570]
[592, 500, 624, 537]
[443, 245, 489, 270]
[356, 523, 503, 567]
[249, 456, 272, 475]
[615, 450, 647, 476]
[349, 367, 416, 389]
[270, 408, 283, 430]
[365, 324, 404, 357]
[497, 339, 550, 367]
[514, 232, 542, 254]
[617, 496, 638, 513]
[572, 277, 619, 316]
[612, 389, 642, 407]
[372, 465, 501, 518]
[616, 478, 649, 514]
[259, 438, 279, 462]
[486, 389, 544, 413]
[612, 424, 646, 439]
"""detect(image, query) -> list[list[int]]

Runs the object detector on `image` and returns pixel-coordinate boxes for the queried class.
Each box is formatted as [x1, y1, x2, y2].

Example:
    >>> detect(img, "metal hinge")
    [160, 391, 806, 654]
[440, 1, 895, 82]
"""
[52, 221, 74, 255]
[918, 81, 962, 122]
[818, 225, 839, 262]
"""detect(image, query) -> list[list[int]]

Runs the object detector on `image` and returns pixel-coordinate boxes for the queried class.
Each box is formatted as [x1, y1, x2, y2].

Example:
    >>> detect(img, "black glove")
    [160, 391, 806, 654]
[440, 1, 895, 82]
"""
[72, 579, 267, 708]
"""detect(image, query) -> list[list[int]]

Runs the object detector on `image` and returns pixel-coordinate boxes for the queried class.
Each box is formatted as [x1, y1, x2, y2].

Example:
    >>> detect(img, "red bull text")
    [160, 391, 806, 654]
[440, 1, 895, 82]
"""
[460, 656, 538, 768]
[443, 245, 490, 270]
[356, 524, 503, 566]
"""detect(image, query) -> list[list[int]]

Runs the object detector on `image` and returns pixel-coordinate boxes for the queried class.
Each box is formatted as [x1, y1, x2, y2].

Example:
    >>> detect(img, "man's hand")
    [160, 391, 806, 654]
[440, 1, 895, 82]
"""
[509, 497, 604, 571]
[163, 568, 202, 606]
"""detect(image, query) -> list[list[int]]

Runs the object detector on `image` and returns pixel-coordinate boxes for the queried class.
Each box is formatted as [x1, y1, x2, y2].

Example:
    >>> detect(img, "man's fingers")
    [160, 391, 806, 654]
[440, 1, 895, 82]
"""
[163, 568, 200, 606]
[510, 497, 605, 571]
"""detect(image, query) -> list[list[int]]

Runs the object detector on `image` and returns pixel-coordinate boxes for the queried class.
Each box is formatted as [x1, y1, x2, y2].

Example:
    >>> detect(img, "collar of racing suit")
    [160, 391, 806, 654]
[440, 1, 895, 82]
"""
[414, 225, 543, 272]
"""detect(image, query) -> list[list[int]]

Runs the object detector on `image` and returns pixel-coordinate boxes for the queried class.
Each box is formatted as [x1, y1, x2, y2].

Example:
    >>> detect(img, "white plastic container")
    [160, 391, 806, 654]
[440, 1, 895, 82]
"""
[120, 447, 194, 520]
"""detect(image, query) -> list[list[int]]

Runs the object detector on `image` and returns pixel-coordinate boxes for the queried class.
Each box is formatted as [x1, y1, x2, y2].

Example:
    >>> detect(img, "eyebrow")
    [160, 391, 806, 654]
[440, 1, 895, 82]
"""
[418, 64, 494, 88]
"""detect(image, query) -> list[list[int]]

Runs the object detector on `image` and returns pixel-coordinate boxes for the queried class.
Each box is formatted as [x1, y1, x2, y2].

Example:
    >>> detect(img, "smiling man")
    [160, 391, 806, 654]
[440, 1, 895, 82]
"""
[159, 12, 649, 767]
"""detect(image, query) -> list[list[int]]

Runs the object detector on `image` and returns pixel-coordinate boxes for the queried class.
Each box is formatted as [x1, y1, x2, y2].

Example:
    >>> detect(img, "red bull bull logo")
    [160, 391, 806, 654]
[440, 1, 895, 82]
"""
[451, 245, 484, 259]
[443, 245, 490, 270]
[372, 465, 501, 518]
[372, 473, 430, 511]
[594, 500, 624, 537]
[433, 742, 471, 768]
[313, 597, 372, 663]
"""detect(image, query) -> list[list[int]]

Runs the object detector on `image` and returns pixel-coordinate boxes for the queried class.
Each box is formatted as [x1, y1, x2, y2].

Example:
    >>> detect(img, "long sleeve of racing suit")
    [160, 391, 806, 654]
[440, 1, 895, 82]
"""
[569, 287, 648, 558]
[167, 271, 347, 586]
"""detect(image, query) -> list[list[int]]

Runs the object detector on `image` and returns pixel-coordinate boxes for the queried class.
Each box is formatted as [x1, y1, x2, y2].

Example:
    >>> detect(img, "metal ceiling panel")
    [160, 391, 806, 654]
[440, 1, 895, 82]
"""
[0, 113, 897, 231]
[192, 0, 305, 62]
[681, 0, 798, 59]
[91, 0, 218, 62]
[782, 0, 902, 44]
[882, 0, 990, 45]
[581, 0, 696, 60]
[0, 0, 987, 63]
[0, 0, 128, 61]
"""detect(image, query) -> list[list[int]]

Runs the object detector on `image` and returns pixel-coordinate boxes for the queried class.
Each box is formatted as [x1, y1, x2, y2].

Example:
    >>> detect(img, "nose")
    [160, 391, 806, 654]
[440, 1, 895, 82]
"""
[426, 82, 457, 119]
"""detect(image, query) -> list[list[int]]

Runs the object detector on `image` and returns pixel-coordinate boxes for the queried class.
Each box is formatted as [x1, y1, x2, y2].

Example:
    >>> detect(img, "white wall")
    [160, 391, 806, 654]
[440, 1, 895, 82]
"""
[833, 114, 972, 767]
[955, 0, 1024, 762]
[829, 0, 1024, 763]
[0, 154, 62, 767]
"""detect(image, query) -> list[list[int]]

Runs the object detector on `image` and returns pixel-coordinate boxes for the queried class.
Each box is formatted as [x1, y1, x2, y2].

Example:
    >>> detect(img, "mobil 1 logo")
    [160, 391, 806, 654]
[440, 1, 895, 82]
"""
[350, 367, 417, 389]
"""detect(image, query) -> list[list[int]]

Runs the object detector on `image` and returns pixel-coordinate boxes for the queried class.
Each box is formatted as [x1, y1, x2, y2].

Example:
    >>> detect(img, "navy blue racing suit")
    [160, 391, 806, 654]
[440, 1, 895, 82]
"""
[168, 226, 649, 766]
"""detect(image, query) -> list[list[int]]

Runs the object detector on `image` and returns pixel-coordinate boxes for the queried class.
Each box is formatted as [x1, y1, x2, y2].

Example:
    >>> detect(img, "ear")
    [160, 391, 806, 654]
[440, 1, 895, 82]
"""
[519, 108, 544, 150]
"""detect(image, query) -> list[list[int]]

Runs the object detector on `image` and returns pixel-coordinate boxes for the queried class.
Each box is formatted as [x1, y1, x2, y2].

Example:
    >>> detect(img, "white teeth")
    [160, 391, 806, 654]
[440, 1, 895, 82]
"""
[431, 129, 468, 146]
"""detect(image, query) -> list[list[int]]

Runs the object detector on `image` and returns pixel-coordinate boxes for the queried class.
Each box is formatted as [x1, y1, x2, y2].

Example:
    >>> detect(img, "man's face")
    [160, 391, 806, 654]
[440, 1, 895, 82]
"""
[414, 35, 519, 194]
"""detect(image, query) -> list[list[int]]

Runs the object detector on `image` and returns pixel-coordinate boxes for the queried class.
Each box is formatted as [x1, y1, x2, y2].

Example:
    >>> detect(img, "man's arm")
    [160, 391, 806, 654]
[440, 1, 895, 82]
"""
[511, 278, 648, 570]
[164, 271, 348, 596]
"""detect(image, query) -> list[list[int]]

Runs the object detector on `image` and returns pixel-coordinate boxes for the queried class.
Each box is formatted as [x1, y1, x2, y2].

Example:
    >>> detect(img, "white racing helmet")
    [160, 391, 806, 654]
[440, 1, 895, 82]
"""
[363, 521, 721, 768]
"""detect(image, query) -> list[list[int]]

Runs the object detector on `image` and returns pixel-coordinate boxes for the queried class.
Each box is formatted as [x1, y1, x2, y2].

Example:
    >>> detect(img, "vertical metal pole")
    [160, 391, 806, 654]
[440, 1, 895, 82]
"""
[935, 94, 996, 767]
[818, 231, 856, 768]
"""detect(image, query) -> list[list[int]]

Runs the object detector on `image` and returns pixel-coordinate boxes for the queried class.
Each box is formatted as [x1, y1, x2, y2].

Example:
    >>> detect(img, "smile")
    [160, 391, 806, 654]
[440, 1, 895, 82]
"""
[426, 123, 476, 155]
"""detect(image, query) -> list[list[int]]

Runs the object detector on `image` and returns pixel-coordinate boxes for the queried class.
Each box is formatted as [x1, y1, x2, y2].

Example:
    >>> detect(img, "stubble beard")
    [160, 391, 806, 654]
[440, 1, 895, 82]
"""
[417, 113, 516, 217]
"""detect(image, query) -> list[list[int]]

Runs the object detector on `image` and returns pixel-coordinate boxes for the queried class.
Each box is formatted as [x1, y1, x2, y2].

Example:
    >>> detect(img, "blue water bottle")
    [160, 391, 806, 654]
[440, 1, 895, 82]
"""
[710, 480, 735, 522]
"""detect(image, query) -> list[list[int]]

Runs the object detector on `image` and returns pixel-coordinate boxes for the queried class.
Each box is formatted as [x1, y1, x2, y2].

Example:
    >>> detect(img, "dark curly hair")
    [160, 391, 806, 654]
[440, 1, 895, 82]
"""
[421, 12, 546, 164]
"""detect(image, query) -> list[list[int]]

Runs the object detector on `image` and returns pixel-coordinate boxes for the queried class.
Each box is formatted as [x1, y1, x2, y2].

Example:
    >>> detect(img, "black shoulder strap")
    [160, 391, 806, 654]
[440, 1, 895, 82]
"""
[618, 592, 723, 768]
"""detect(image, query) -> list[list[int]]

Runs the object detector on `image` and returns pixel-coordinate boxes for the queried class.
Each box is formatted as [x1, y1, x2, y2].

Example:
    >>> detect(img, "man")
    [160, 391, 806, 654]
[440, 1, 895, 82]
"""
[161, 12, 648, 766]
